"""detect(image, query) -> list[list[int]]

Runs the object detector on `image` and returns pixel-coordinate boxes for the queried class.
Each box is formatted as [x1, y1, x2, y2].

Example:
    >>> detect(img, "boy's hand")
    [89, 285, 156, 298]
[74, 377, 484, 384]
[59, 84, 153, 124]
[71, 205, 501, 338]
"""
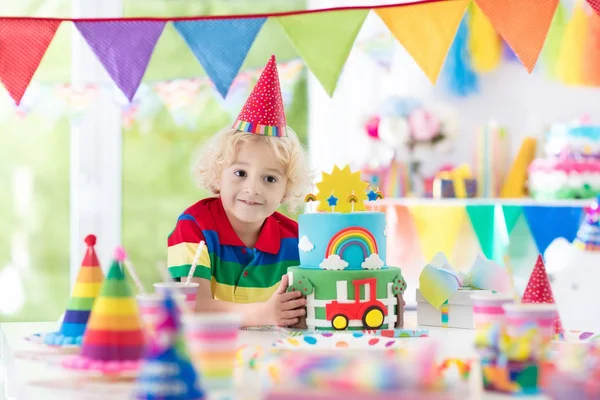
[264, 274, 306, 326]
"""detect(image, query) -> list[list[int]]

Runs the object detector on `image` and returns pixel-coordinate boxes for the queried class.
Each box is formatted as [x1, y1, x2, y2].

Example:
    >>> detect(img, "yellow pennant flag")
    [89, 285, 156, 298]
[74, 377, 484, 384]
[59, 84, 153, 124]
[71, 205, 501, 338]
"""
[468, 3, 502, 73]
[375, 0, 469, 84]
[408, 205, 467, 262]
[557, 2, 588, 86]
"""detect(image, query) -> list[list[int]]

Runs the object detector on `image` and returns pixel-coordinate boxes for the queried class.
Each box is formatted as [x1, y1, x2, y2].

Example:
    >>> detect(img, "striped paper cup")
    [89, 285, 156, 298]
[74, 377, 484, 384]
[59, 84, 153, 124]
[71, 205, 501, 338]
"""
[136, 293, 185, 340]
[182, 313, 242, 390]
[498, 303, 559, 394]
[471, 293, 515, 392]
[502, 303, 558, 344]
[153, 282, 198, 311]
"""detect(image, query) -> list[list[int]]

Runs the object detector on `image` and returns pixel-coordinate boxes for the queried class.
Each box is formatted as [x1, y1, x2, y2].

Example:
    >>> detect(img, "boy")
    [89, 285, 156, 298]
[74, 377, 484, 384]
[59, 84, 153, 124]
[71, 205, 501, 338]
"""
[167, 55, 312, 327]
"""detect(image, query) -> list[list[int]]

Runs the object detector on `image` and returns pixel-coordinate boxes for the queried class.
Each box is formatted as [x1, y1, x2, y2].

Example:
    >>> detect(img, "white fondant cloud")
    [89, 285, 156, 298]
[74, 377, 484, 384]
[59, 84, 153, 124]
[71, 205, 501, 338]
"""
[298, 235, 315, 253]
[319, 255, 349, 270]
[383, 223, 389, 237]
[361, 253, 385, 270]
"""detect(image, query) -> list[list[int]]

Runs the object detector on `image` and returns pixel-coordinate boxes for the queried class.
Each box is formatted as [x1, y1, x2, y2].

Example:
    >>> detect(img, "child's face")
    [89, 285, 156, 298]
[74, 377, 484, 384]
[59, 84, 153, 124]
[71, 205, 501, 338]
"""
[220, 139, 287, 226]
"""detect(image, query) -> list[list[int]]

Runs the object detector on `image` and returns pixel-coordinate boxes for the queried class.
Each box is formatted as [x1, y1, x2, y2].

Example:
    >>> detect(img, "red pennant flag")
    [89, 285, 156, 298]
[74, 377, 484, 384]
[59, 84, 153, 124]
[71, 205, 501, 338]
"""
[521, 255, 565, 335]
[0, 19, 61, 105]
[588, 0, 600, 15]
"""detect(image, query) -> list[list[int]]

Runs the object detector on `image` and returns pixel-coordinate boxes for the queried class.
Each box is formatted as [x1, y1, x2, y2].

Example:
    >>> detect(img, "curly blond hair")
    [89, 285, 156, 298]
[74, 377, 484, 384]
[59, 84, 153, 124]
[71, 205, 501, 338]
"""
[193, 127, 313, 211]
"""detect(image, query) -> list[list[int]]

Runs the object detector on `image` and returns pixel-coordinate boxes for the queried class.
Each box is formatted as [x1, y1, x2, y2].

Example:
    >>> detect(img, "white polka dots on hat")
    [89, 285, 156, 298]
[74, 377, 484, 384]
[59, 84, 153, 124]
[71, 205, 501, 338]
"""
[234, 55, 286, 134]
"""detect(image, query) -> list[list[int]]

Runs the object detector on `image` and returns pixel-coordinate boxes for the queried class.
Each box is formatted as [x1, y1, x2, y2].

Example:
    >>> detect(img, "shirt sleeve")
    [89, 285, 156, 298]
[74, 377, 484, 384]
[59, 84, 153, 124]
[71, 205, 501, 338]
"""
[167, 215, 212, 281]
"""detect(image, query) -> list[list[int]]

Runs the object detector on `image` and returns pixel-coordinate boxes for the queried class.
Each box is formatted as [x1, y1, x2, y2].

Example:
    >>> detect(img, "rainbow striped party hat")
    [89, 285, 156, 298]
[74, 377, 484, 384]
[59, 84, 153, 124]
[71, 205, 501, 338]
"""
[134, 294, 204, 399]
[232, 55, 287, 137]
[63, 247, 145, 375]
[45, 235, 103, 346]
[574, 195, 600, 251]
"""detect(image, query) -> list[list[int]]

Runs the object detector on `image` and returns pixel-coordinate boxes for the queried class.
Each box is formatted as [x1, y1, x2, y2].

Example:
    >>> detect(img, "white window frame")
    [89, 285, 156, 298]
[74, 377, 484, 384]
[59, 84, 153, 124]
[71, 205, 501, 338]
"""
[70, 0, 123, 288]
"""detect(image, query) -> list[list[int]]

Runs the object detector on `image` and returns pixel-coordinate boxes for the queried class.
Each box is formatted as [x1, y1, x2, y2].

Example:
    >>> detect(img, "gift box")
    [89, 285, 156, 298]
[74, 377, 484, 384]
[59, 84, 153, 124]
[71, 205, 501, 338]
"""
[416, 288, 493, 329]
[432, 164, 477, 198]
[432, 178, 477, 198]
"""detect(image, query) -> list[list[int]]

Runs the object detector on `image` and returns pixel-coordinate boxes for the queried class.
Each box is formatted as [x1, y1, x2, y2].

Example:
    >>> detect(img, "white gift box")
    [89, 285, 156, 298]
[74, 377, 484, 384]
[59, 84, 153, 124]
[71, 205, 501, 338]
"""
[416, 288, 493, 329]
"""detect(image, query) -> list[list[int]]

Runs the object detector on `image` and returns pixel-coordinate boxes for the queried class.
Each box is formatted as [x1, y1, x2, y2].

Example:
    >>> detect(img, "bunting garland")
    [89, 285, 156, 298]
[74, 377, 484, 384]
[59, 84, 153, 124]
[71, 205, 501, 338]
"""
[75, 21, 165, 101]
[0, 59, 305, 129]
[275, 9, 368, 96]
[376, 0, 470, 84]
[541, 2, 567, 79]
[557, 2, 588, 86]
[0, 1, 594, 104]
[468, 3, 502, 73]
[173, 18, 266, 98]
[0, 19, 61, 105]
[473, 0, 559, 73]
[587, 0, 600, 15]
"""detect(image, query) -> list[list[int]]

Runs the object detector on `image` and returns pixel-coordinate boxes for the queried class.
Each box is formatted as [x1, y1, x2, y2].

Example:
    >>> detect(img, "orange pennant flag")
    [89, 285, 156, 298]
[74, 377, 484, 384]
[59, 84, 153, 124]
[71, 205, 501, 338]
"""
[375, 0, 469, 84]
[474, 0, 559, 73]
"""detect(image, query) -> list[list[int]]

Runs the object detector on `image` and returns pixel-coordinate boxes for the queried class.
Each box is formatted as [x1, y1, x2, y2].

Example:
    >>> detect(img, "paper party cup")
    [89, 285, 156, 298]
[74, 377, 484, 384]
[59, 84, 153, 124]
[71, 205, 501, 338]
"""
[471, 293, 515, 392]
[493, 303, 559, 395]
[153, 282, 198, 311]
[182, 313, 242, 390]
[502, 303, 558, 344]
[472, 293, 515, 351]
[136, 293, 185, 339]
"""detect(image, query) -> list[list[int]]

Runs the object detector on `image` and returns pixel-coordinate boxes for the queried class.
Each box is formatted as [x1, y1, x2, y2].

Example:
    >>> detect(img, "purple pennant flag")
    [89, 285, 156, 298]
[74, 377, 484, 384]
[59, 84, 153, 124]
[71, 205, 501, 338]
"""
[75, 21, 165, 101]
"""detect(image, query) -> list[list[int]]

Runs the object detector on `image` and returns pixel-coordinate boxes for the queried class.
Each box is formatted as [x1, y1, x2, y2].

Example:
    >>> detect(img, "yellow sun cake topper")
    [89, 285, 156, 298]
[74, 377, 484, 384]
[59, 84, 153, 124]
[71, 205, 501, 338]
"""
[315, 165, 369, 213]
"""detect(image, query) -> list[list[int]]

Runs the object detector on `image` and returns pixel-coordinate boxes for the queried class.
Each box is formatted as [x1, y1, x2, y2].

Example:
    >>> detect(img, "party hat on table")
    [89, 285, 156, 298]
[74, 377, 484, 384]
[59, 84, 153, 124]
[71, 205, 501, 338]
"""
[232, 55, 287, 137]
[62, 247, 145, 374]
[134, 293, 204, 399]
[521, 255, 565, 336]
[45, 234, 104, 346]
[573, 195, 600, 251]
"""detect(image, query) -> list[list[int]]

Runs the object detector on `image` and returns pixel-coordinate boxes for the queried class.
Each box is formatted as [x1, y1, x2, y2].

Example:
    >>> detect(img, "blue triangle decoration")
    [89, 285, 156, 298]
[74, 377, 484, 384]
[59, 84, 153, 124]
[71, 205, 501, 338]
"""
[522, 206, 584, 255]
[174, 18, 266, 98]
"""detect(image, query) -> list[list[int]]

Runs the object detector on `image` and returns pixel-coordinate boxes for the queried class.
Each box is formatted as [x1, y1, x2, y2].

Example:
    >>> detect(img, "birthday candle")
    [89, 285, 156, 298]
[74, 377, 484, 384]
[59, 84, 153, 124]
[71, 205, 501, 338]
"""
[346, 191, 358, 213]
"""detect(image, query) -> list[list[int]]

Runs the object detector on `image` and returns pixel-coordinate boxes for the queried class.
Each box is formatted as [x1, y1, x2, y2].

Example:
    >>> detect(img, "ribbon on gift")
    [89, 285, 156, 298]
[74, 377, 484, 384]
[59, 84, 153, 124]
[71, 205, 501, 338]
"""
[433, 164, 474, 198]
[419, 252, 513, 309]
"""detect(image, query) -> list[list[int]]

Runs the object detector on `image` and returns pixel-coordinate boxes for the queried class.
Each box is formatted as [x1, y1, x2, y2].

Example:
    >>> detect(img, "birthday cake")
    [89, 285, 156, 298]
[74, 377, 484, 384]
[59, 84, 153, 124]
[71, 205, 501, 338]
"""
[287, 166, 406, 331]
[528, 119, 600, 199]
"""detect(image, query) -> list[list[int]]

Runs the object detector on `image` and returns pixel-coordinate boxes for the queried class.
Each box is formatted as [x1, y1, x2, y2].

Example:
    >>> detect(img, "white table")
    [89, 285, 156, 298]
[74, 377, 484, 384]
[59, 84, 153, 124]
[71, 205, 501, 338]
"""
[0, 312, 548, 400]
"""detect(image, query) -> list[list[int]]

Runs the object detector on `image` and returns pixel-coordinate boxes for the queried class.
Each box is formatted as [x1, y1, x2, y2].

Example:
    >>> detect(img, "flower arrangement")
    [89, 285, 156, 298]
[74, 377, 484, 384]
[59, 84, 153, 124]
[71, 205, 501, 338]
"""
[363, 96, 458, 196]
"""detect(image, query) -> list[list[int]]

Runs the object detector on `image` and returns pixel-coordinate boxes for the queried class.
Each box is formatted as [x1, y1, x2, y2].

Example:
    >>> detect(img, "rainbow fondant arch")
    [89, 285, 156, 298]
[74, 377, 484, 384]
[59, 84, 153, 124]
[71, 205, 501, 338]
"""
[325, 227, 378, 260]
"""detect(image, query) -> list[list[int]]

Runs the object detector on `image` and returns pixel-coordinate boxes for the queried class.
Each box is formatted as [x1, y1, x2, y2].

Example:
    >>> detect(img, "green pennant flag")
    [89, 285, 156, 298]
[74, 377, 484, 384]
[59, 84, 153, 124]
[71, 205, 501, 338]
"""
[275, 9, 369, 96]
[502, 205, 522, 236]
[467, 205, 523, 263]
[467, 205, 496, 260]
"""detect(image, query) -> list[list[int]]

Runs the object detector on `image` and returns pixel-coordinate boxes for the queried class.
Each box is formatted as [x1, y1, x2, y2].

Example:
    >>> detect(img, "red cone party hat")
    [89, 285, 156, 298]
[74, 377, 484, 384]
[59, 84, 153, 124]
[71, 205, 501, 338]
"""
[521, 255, 565, 336]
[232, 55, 287, 137]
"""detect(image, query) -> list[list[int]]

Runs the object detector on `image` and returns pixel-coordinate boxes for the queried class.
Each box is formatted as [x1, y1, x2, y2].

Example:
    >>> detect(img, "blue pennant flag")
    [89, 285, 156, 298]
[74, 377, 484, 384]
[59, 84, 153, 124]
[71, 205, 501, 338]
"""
[522, 206, 584, 255]
[174, 18, 266, 98]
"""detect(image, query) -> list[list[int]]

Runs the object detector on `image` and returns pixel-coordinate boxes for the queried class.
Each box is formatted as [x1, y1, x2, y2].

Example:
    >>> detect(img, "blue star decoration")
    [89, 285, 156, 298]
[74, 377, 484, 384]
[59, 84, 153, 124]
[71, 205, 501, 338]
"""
[327, 194, 338, 207]
[367, 189, 378, 202]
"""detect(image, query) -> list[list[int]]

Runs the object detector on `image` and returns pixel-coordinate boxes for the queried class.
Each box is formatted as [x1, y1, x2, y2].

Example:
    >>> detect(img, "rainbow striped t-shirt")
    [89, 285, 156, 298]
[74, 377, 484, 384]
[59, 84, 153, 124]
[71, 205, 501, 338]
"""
[167, 197, 300, 304]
